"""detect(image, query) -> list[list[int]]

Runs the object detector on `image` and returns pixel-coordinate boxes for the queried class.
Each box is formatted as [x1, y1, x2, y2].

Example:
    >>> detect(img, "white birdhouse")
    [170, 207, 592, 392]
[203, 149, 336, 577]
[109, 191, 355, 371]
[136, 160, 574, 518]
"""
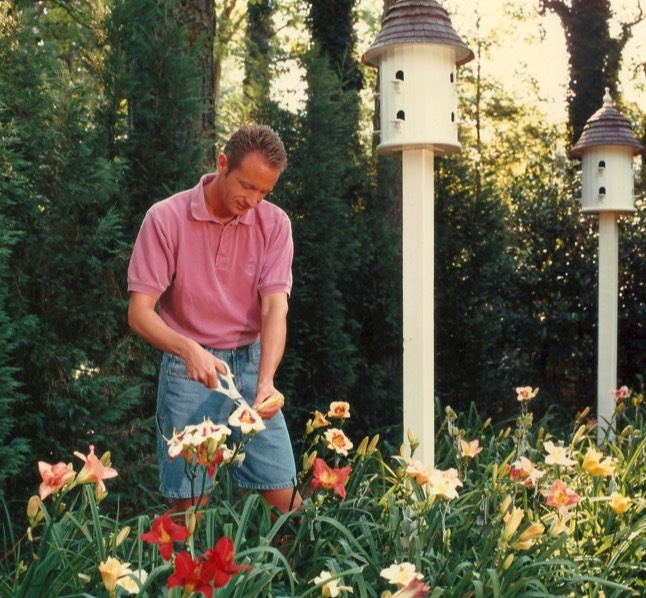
[570, 91, 643, 214]
[362, 0, 473, 154]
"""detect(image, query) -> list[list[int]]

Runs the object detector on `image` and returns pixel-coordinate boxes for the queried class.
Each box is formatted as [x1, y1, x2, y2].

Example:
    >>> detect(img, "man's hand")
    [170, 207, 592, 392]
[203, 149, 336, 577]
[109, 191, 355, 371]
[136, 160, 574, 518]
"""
[183, 343, 228, 390]
[253, 383, 285, 419]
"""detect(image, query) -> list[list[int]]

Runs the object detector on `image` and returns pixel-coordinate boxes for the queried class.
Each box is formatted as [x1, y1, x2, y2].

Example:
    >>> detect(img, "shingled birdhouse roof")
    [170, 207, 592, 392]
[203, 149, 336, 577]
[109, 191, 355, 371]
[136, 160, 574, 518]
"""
[362, 0, 474, 68]
[570, 91, 644, 158]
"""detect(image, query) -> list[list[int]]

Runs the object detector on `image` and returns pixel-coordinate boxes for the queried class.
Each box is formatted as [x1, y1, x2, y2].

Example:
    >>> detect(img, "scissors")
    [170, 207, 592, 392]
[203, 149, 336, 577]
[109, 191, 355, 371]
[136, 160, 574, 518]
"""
[215, 362, 245, 408]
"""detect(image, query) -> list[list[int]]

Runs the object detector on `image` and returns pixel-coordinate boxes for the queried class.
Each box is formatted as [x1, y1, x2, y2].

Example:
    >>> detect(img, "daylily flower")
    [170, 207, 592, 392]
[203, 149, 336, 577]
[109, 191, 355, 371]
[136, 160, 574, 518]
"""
[380, 561, 423, 587]
[609, 492, 632, 515]
[255, 392, 284, 413]
[510, 456, 545, 488]
[38, 461, 75, 500]
[310, 458, 352, 499]
[167, 552, 216, 598]
[501, 506, 524, 542]
[307, 411, 331, 435]
[312, 570, 353, 597]
[115, 569, 148, 595]
[516, 386, 539, 402]
[543, 441, 576, 467]
[327, 401, 351, 419]
[582, 447, 616, 477]
[611, 386, 630, 402]
[99, 556, 132, 595]
[459, 439, 483, 458]
[544, 480, 581, 516]
[202, 536, 251, 588]
[324, 428, 353, 456]
[406, 459, 433, 485]
[392, 578, 431, 597]
[228, 404, 266, 435]
[511, 522, 545, 550]
[426, 467, 463, 500]
[73, 446, 118, 492]
[140, 513, 190, 560]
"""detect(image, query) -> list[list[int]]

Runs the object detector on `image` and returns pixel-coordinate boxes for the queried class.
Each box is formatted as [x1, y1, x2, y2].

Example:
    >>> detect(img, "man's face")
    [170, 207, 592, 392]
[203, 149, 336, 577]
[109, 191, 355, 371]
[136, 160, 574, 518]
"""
[216, 151, 281, 220]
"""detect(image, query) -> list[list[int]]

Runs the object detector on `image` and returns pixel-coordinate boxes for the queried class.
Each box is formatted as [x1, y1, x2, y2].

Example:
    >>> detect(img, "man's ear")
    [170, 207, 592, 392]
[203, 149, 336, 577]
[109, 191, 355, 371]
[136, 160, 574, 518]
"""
[217, 153, 228, 174]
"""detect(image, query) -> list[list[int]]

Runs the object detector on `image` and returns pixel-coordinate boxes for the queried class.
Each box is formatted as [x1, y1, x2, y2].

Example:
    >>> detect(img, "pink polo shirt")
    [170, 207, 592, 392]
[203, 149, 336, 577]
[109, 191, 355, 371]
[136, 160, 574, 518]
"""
[128, 173, 293, 349]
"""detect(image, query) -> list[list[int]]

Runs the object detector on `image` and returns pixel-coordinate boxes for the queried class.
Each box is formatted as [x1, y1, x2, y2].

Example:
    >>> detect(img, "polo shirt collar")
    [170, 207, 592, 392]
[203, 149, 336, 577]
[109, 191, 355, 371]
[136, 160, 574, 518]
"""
[190, 173, 255, 225]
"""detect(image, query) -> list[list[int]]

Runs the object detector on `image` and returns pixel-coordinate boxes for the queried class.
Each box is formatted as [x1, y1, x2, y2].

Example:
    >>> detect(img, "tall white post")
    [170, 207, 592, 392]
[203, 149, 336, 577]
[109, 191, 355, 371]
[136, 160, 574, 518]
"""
[402, 147, 435, 465]
[597, 212, 619, 442]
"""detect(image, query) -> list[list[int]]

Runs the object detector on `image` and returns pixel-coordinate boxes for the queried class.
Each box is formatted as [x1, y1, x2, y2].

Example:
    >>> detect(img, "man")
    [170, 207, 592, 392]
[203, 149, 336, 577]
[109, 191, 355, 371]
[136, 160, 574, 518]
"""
[127, 124, 301, 515]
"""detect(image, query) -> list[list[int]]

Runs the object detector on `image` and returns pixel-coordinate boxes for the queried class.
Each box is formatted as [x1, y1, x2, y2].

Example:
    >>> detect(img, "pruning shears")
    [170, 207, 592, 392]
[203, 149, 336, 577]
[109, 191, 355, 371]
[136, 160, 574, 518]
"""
[215, 361, 245, 408]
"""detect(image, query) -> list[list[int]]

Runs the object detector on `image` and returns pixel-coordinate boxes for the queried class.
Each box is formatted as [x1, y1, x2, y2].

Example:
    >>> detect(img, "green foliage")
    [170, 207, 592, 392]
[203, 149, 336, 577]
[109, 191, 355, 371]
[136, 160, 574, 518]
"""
[2, 388, 644, 596]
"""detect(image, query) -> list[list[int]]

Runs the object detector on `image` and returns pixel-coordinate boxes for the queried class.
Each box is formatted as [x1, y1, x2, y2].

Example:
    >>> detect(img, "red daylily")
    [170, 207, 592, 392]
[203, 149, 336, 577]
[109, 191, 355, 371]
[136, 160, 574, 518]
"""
[167, 551, 216, 598]
[141, 513, 190, 560]
[202, 536, 251, 588]
[310, 458, 351, 499]
[38, 461, 75, 500]
[73, 445, 118, 492]
[197, 444, 224, 478]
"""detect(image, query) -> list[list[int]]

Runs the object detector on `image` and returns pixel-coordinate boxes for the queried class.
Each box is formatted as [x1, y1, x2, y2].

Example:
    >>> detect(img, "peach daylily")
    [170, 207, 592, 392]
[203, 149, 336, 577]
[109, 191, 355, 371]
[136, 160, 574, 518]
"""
[380, 562, 423, 588]
[511, 522, 545, 550]
[426, 467, 463, 500]
[582, 447, 616, 477]
[73, 446, 118, 492]
[510, 456, 545, 488]
[543, 441, 576, 467]
[501, 507, 524, 542]
[459, 439, 483, 458]
[228, 405, 266, 435]
[38, 461, 76, 500]
[324, 428, 353, 456]
[516, 386, 539, 402]
[99, 556, 132, 594]
[327, 401, 351, 420]
[609, 492, 631, 515]
[406, 459, 433, 486]
[312, 570, 353, 597]
[310, 458, 351, 499]
[544, 480, 581, 516]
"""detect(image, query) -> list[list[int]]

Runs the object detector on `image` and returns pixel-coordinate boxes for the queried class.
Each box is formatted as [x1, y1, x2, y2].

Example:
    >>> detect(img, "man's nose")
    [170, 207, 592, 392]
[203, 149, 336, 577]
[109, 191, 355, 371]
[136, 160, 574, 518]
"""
[244, 192, 263, 207]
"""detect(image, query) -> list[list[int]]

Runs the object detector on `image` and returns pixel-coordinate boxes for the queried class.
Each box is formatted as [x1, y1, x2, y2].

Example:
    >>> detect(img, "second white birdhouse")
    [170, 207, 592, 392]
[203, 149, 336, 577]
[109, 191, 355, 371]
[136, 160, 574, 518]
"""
[362, 0, 473, 154]
[570, 91, 643, 214]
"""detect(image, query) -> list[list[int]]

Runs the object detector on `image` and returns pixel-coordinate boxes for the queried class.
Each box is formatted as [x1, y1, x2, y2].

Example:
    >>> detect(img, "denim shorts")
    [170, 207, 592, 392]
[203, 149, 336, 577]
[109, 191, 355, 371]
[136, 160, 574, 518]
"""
[155, 340, 297, 499]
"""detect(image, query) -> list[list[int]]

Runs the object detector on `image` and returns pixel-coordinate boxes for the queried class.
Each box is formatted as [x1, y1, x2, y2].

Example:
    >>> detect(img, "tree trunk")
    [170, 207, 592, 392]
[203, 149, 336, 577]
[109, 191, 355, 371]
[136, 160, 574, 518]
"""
[169, 0, 215, 165]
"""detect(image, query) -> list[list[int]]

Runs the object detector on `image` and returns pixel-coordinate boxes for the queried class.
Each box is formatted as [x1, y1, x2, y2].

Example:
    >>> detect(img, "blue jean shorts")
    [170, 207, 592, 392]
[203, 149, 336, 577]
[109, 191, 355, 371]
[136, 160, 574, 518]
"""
[155, 340, 297, 499]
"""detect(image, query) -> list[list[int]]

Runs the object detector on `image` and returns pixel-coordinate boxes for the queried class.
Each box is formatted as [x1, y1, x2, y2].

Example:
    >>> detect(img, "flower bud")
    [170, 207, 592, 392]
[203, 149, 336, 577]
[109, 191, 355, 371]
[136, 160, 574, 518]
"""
[503, 554, 514, 571]
[115, 526, 131, 547]
[367, 434, 380, 455]
[356, 436, 369, 457]
[187, 511, 197, 537]
[500, 495, 512, 514]
[100, 451, 112, 467]
[571, 424, 586, 444]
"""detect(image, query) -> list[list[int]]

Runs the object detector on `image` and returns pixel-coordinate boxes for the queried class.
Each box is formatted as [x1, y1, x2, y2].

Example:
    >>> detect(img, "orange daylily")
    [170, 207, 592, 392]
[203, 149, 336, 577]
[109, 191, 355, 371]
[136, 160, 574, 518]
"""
[310, 458, 351, 499]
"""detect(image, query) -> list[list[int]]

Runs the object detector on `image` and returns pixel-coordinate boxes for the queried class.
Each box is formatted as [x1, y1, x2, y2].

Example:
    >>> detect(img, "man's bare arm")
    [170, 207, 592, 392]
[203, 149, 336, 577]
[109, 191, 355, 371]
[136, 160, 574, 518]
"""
[128, 291, 226, 389]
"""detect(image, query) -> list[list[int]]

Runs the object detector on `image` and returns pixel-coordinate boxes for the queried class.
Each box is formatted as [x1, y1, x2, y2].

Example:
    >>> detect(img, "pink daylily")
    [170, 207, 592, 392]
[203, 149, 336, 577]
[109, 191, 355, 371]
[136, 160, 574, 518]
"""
[38, 461, 76, 500]
[73, 445, 118, 492]
[544, 480, 581, 516]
